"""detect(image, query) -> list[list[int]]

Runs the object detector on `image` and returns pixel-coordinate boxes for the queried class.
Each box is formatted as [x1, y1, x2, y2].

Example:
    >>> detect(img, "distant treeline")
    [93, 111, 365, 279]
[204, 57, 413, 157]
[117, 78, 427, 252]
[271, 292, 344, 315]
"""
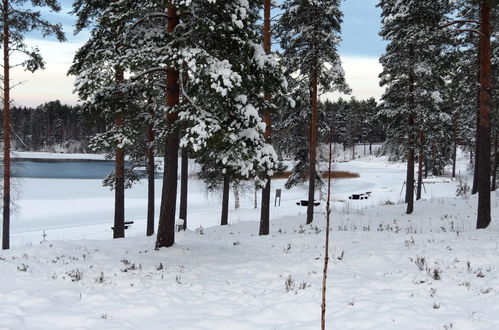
[2, 100, 106, 153]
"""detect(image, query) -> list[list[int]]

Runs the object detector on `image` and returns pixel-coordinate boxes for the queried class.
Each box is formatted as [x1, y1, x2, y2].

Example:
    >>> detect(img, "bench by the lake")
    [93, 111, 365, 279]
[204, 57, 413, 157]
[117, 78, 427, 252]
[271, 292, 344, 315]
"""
[296, 200, 321, 207]
[349, 192, 372, 200]
[111, 221, 134, 231]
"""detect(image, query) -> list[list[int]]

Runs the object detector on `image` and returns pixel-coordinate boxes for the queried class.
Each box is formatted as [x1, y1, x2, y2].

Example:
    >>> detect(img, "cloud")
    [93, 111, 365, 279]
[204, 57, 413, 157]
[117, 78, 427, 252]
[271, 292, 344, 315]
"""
[10, 39, 82, 107]
[323, 56, 384, 102]
[10, 41, 385, 108]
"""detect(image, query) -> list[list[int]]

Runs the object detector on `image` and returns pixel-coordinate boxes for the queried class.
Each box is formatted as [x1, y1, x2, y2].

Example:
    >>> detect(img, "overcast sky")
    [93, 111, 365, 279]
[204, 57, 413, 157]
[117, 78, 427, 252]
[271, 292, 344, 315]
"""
[11, 0, 385, 107]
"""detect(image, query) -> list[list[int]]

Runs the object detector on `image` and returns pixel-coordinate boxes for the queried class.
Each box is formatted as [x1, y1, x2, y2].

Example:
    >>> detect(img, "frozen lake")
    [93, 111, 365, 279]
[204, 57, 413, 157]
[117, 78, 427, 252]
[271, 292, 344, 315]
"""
[12, 159, 118, 179]
[7, 155, 422, 248]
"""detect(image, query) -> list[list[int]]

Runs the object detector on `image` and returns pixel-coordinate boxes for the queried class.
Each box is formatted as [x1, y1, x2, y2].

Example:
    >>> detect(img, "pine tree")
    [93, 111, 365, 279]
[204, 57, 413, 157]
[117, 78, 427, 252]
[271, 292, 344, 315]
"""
[118, 0, 285, 247]
[69, 1, 151, 239]
[1, 0, 65, 249]
[378, 0, 450, 214]
[277, 0, 349, 224]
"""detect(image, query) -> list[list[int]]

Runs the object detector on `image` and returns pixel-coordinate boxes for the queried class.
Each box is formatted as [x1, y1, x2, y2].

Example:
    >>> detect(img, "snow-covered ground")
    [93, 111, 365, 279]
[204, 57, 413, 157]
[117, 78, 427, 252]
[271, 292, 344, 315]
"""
[2, 148, 499, 329]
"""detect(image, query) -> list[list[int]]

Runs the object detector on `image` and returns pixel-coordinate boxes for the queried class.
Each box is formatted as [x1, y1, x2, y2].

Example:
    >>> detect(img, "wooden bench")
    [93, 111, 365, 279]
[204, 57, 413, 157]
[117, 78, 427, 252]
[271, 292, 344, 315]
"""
[349, 192, 371, 200]
[111, 221, 134, 231]
[296, 200, 321, 207]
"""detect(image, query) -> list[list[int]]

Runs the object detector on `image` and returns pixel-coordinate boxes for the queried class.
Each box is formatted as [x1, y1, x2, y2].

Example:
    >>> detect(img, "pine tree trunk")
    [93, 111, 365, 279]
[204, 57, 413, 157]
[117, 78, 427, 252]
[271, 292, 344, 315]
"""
[179, 148, 188, 230]
[307, 68, 318, 225]
[113, 67, 125, 239]
[477, 3, 491, 229]
[2, 0, 11, 250]
[472, 48, 481, 195]
[221, 173, 230, 226]
[416, 130, 424, 201]
[259, 0, 272, 235]
[233, 182, 240, 210]
[156, 6, 180, 249]
[406, 64, 415, 214]
[146, 108, 155, 237]
[406, 114, 415, 214]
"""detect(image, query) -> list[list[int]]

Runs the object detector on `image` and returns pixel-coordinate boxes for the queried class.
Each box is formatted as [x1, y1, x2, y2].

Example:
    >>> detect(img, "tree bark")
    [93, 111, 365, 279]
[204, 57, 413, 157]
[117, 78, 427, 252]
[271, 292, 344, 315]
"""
[146, 106, 155, 237]
[472, 48, 481, 195]
[307, 67, 318, 225]
[476, 3, 491, 229]
[406, 63, 415, 214]
[113, 67, 125, 239]
[179, 147, 188, 230]
[259, 0, 272, 236]
[155, 6, 180, 249]
[221, 172, 230, 226]
[406, 114, 415, 214]
[2, 0, 11, 250]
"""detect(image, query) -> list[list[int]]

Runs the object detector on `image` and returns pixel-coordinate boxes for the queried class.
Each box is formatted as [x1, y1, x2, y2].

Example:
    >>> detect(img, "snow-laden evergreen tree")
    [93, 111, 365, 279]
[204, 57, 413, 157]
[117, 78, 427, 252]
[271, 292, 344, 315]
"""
[277, 0, 349, 224]
[1, 0, 65, 249]
[69, 1, 152, 239]
[378, 0, 451, 213]
[107, 0, 286, 247]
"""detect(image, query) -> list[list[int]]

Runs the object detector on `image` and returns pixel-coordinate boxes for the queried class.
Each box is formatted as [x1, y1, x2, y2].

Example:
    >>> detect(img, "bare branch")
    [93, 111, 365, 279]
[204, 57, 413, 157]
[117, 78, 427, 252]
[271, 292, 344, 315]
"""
[10, 80, 28, 90]
[439, 19, 481, 29]
[131, 67, 168, 81]
[457, 28, 483, 36]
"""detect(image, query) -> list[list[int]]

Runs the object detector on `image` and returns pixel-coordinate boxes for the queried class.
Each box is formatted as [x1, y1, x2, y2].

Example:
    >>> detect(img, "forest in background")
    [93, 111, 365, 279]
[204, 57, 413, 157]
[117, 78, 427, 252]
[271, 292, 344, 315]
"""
[2, 98, 384, 156]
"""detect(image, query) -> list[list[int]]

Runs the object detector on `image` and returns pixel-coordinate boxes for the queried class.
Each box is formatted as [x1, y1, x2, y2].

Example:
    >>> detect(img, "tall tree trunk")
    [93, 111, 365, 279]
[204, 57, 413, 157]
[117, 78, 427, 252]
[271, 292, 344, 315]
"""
[179, 148, 188, 230]
[406, 64, 415, 214]
[406, 114, 415, 214]
[113, 67, 125, 239]
[2, 0, 11, 250]
[416, 130, 424, 201]
[259, 0, 272, 236]
[473, 48, 481, 195]
[221, 172, 230, 226]
[156, 6, 180, 249]
[146, 106, 155, 237]
[307, 67, 318, 225]
[477, 3, 491, 229]
[492, 134, 498, 191]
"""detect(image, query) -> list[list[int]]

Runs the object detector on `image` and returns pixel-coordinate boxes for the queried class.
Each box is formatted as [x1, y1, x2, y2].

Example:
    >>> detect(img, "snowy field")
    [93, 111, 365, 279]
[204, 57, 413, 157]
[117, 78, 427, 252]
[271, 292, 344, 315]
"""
[2, 149, 499, 329]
